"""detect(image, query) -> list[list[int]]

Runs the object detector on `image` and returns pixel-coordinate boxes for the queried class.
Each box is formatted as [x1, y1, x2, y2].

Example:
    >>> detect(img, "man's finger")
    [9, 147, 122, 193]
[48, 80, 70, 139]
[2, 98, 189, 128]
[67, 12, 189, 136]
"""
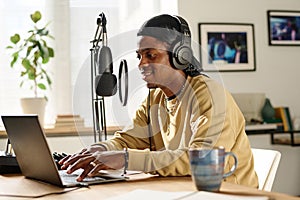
[58, 155, 70, 165]
[66, 156, 95, 174]
[61, 154, 92, 170]
[76, 163, 95, 182]
[88, 163, 110, 176]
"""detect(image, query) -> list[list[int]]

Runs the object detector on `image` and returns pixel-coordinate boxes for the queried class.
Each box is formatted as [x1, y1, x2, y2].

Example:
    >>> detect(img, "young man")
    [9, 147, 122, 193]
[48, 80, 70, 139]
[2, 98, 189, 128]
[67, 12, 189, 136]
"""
[60, 14, 258, 188]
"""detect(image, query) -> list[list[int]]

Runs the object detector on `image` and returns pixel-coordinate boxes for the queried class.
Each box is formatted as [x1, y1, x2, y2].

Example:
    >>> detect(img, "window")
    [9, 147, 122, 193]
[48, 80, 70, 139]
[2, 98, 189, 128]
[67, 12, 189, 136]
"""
[70, 0, 178, 127]
[0, 0, 178, 127]
[0, 0, 47, 122]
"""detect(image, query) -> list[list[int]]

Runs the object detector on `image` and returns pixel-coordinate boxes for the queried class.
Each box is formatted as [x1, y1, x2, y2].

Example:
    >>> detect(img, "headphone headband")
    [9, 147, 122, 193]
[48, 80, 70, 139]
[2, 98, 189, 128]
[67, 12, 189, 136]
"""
[172, 15, 191, 38]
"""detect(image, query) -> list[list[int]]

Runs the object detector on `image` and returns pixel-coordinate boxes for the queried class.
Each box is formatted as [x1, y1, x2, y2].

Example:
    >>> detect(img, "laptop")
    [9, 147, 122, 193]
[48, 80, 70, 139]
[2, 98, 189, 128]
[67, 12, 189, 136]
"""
[1, 114, 126, 187]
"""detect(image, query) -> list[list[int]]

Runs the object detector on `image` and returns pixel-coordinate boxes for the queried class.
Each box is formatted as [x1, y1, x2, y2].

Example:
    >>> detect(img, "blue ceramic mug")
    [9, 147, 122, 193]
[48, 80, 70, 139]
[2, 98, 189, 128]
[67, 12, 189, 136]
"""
[189, 146, 238, 192]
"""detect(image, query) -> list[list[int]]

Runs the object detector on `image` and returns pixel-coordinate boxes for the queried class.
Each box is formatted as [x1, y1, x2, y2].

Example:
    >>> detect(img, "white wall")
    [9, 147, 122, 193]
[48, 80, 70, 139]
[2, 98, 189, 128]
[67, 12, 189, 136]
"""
[178, 0, 300, 118]
[178, 0, 300, 196]
[248, 135, 300, 195]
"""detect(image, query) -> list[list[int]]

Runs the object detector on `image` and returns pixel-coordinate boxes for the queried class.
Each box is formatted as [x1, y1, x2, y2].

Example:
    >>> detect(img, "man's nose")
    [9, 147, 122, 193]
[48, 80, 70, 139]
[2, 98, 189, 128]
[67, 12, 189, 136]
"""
[138, 57, 149, 70]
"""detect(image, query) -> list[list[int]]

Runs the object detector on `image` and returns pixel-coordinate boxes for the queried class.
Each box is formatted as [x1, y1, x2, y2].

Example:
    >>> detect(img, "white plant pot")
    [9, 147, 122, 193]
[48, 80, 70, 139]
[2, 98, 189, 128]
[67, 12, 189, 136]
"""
[20, 97, 47, 127]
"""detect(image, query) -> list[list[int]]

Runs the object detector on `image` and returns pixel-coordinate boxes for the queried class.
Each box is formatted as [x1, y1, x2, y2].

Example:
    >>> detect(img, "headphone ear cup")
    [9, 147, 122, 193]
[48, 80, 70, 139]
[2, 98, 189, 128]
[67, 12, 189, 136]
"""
[171, 41, 193, 70]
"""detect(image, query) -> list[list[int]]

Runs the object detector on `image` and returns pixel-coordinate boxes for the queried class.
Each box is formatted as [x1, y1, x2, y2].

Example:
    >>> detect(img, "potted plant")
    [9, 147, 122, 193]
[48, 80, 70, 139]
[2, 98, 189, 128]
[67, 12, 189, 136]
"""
[6, 10, 54, 126]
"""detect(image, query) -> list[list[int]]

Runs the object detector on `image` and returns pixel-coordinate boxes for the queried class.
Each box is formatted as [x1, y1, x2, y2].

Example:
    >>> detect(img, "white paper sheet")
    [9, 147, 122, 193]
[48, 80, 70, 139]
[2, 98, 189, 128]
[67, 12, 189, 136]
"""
[107, 189, 269, 200]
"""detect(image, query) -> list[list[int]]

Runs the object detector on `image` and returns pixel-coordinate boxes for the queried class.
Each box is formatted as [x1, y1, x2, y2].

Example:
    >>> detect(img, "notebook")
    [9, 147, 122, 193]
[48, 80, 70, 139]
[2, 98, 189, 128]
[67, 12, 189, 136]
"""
[1, 115, 126, 187]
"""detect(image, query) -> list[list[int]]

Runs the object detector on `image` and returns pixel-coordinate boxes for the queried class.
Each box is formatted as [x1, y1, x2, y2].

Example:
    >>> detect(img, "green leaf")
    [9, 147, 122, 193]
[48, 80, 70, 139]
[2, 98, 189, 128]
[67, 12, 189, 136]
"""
[10, 52, 19, 67]
[37, 27, 49, 36]
[38, 83, 46, 90]
[46, 74, 52, 86]
[47, 34, 55, 40]
[48, 47, 54, 57]
[30, 11, 42, 23]
[10, 58, 17, 67]
[37, 41, 46, 59]
[21, 58, 31, 69]
[28, 34, 35, 43]
[34, 50, 40, 62]
[10, 34, 20, 44]
[28, 71, 36, 80]
[26, 46, 33, 57]
[42, 57, 49, 64]
[21, 71, 26, 77]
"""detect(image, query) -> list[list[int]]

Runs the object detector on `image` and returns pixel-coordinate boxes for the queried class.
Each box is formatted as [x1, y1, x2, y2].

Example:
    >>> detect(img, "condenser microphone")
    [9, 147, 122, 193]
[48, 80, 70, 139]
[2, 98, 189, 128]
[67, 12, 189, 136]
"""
[94, 12, 117, 97]
[95, 46, 117, 96]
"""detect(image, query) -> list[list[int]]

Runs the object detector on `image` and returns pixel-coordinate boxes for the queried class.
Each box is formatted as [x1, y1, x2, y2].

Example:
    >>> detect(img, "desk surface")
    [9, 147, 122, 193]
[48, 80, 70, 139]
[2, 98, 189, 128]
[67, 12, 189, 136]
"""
[0, 175, 299, 200]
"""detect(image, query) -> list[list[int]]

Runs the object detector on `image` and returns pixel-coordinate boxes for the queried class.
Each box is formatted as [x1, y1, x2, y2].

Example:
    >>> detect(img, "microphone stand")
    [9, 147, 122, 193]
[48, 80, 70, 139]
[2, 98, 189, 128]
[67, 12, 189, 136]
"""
[90, 13, 108, 142]
[90, 12, 128, 142]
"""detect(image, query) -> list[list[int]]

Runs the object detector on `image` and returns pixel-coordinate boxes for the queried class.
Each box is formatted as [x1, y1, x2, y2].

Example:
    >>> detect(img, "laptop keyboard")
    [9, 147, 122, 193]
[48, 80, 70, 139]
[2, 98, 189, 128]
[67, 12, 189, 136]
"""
[59, 170, 106, 185]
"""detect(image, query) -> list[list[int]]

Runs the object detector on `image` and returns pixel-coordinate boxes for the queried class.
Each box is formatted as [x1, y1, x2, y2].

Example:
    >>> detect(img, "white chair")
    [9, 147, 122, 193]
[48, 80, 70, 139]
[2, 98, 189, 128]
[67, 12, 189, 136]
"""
[251, 148, 281, 191]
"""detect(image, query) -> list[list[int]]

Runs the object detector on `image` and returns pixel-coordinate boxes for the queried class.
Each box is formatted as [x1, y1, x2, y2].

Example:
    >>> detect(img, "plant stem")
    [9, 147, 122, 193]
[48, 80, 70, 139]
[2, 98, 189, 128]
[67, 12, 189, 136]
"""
[34, 78, 37, 98]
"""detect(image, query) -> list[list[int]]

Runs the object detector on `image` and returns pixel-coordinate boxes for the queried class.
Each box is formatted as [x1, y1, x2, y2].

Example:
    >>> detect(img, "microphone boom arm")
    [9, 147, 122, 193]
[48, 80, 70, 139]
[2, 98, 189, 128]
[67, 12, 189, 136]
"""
[90, 12, 109, 142]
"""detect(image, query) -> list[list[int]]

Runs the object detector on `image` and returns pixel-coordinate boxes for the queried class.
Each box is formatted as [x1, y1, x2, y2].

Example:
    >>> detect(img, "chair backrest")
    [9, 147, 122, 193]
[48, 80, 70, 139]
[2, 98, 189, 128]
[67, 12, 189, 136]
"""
[251, 148, 281, 191]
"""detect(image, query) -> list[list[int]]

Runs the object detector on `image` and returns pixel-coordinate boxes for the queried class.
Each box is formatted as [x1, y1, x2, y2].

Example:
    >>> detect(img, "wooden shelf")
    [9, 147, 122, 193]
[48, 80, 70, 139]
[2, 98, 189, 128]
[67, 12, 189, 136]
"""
[246, 126, 300, 147]
[0, 126, 120, 138]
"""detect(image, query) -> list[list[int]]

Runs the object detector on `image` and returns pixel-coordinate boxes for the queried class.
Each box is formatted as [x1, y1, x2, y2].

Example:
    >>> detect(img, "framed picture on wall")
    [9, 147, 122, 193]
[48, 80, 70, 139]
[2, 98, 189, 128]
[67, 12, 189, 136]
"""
[198, 23, 256, 72]
[267, 10, 300, 46]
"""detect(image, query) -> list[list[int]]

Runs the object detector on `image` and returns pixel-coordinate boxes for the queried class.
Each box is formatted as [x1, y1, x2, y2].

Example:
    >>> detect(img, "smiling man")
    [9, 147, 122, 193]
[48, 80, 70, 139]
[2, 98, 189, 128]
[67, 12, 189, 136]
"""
[60, 14, 258, 188]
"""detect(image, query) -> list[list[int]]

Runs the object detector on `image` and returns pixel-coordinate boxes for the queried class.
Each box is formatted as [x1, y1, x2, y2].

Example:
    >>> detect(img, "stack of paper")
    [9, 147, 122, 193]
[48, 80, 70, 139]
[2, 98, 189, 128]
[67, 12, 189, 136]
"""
[55, 114, 85, 128]
[107, 189, 269, 200]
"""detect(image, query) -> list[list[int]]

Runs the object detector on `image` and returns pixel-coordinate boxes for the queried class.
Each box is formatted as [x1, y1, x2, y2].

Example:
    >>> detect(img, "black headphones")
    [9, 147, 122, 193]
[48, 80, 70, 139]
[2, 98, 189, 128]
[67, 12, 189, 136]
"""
[169, 15, 193, 70]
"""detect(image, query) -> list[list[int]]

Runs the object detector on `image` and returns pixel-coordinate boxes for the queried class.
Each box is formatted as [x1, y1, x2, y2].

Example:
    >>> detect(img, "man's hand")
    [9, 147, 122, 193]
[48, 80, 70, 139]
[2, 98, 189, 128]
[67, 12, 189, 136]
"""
[58, 145, 106, 169]
[58, 146, 125, 182]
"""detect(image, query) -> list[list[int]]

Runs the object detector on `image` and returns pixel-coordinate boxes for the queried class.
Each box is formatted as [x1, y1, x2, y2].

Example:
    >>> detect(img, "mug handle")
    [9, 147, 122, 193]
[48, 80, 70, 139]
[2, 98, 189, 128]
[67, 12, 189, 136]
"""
[223, 152, 238, 178]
